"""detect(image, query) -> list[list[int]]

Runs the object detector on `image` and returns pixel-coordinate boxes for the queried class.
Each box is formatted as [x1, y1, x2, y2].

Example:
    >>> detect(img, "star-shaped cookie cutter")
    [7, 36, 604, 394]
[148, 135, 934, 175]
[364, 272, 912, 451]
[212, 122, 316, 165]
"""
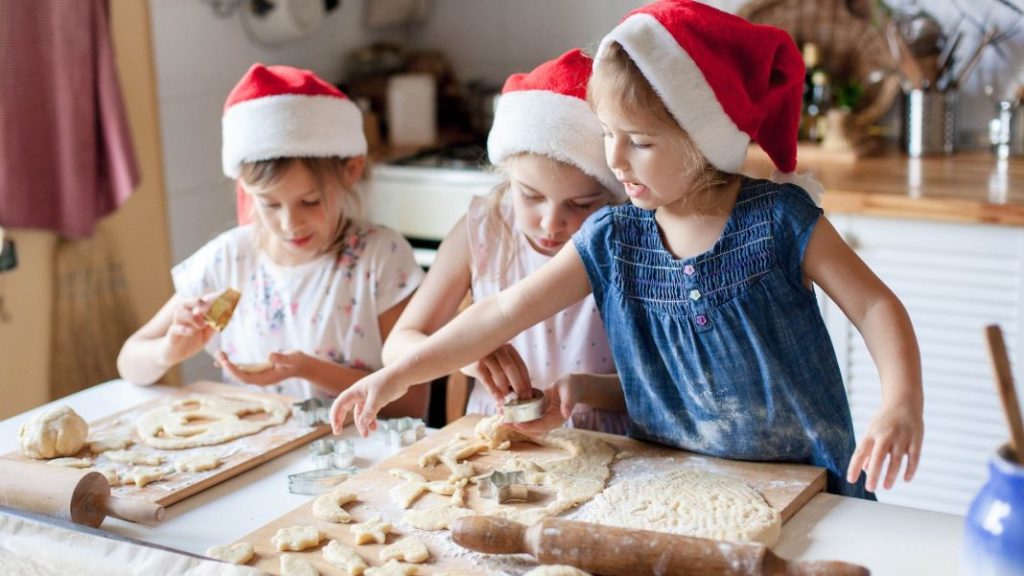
[291, 397, 329, 427]
[376, 417, 426, 447]
[477, 470, 529, 503]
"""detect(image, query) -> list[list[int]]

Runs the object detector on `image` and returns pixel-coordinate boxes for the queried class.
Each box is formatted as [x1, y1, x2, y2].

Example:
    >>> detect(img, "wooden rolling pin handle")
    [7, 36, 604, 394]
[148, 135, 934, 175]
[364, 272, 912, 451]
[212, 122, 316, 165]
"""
[93, 494, 166, 525]
[763, 554, 870, 576]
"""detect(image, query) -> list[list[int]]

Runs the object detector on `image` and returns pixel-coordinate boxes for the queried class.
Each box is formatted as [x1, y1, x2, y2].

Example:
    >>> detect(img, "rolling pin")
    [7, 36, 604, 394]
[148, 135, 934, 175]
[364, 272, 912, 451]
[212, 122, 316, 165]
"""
[451, 516, 870, 576]
[0, 458, 165, 528]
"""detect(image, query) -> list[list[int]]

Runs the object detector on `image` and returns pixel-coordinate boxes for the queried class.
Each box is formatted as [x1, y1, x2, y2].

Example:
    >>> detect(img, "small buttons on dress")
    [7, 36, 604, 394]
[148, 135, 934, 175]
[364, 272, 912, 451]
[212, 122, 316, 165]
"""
[689, 289, 701, 301]
[683, 264, 695, 276]
[695, 314, 708, 326]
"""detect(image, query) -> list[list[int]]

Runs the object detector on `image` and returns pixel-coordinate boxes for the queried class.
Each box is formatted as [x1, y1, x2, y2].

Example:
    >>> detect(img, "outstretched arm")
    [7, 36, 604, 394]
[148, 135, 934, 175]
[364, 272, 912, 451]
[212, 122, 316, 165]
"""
[804, 216, 924, 492]
[117, 294, 216, 385]
[331, 243, 593, 435]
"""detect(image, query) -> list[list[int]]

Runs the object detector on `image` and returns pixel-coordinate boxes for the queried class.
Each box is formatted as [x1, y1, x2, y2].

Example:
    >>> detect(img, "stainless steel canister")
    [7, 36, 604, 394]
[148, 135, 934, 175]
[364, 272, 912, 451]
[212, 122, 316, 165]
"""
[990, 99, 1024, 158]
[902, 89, 958, 157]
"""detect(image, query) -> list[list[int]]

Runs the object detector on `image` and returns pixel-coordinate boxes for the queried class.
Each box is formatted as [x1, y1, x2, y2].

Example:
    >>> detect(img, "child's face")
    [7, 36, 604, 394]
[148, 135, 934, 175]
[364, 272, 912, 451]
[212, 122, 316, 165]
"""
[508, 155, 610, 257]
[243, 162, 341, 266]
[595, 100, 692, 211]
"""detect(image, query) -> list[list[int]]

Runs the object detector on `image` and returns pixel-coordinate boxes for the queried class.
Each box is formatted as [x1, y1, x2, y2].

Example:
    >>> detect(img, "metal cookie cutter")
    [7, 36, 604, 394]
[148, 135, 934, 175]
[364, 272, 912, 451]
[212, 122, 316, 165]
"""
[203, 288, 241, 331]
[309, 437, 355, 469]
[287, 468, 354, 495]
[292, 397, 329, 427]
[376, 417, 425, 447]
[478, 470, 529, 503]
[501, 389, 545, 424]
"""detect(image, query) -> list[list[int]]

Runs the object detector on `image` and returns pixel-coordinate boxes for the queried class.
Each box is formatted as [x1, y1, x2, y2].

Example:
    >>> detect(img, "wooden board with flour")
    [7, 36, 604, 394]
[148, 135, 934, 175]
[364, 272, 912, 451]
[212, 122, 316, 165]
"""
[4, 381, 328, 507]
[233, 414, 825, 575]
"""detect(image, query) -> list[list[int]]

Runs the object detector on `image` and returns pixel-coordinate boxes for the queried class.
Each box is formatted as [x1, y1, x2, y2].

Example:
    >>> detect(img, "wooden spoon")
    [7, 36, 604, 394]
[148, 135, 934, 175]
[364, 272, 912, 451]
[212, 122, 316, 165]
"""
[985, 324, 1024, 463]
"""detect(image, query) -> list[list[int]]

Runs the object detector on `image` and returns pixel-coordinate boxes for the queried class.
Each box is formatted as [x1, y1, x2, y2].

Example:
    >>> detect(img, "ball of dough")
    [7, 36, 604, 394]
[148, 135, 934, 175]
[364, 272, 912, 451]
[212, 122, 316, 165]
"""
[18, 405, 89, 459]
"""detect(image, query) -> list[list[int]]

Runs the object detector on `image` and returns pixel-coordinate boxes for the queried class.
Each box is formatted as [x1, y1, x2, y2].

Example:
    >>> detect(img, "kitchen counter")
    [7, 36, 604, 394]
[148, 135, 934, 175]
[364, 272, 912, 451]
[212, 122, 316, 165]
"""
[743, 146, 1024, 226]
[0, 381, 966, 575]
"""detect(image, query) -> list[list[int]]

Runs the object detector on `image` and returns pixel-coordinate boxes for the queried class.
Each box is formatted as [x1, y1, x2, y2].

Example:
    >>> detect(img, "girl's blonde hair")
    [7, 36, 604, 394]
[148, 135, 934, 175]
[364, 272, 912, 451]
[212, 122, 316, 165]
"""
[588, 41, 737, 212]
[239, 156, 365, 257]
[484, 153, 623, 278]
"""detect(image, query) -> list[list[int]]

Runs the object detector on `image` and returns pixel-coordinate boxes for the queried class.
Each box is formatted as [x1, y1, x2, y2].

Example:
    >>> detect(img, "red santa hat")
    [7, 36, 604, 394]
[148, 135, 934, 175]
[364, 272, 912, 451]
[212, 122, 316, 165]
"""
[595, 0, 804, 175]
[488, 49, 624, 197]
[222, 63, 366, 179]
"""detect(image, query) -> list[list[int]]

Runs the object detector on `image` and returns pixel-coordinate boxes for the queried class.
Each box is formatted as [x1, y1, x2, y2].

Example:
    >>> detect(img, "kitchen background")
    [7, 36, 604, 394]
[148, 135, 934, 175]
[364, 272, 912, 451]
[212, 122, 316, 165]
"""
[1, 0, 1022, 520]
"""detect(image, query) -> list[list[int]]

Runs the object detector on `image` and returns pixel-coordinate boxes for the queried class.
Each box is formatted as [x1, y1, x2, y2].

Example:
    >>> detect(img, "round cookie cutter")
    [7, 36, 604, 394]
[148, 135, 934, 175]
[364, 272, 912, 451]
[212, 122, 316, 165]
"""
[501, 389, 545, 424]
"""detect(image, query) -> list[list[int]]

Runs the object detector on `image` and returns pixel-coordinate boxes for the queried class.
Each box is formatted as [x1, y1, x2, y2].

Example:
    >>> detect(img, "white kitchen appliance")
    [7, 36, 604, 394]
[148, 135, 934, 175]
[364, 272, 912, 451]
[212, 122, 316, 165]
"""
[366, 143, 500, 268]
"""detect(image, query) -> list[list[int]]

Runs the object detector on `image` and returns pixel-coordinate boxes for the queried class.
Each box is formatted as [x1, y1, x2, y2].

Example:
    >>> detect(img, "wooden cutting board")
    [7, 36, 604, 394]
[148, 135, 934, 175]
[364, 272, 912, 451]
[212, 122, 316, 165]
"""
[4, 381, 327, 507]
[235, 415, 825, 575]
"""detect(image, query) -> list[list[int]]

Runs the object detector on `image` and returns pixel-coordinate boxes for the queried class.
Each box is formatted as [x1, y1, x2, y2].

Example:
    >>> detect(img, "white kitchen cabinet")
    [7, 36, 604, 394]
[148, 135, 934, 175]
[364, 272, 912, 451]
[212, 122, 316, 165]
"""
[823, 214, 1024, 515]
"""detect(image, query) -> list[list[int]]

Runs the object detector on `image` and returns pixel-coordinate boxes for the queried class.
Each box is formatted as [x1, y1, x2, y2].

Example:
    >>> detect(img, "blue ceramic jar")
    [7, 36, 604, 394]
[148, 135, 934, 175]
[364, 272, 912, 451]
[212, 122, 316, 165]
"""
[963, 444, 1024, 575]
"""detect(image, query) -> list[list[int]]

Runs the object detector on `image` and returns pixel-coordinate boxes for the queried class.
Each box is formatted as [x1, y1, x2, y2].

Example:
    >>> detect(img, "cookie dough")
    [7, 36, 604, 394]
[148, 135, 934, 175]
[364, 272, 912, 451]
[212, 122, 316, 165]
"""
[280, 553, 319, 576]
[173, 453, 222, 473]
[104, 449, 165, 466]
[379, 537, 430, 564]
[272, 525, 324, 552]
[18, 406, 88, 459]
[350, 517, 391, 545]
[205, 541, 254, 565]
[47, 457, 93, 468]
[312, 490, 358, 523]
[136, 393, 289, 449]
[87, 434, 133, 454]
[585, 469, 782, 545]
[365, 560, 418, 576]
[322, 539, 367, 576]
[523, 566, 591, 576]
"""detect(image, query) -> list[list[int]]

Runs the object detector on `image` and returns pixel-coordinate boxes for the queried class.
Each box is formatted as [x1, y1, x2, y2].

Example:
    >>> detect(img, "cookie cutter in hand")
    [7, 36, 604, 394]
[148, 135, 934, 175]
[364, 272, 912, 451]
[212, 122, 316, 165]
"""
[287, 468, 355, 495]
[501, 389, 545, 424]
[308, 437, 355, 469]
[375, 417, 426, 447]
[203, 288, 241, 331]
[292, 397, 329, 427]
[478, 470, 529, 503]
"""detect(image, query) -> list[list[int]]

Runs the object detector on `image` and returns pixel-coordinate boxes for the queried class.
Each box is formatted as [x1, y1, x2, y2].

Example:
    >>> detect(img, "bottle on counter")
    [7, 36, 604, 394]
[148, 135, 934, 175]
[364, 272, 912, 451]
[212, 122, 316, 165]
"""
[801, 42, 832, 143]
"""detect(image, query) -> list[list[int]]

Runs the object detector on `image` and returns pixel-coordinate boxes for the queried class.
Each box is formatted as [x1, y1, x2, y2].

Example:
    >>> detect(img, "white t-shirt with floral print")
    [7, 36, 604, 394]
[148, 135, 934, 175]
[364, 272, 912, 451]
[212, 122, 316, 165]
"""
[172, 222, 424, 400]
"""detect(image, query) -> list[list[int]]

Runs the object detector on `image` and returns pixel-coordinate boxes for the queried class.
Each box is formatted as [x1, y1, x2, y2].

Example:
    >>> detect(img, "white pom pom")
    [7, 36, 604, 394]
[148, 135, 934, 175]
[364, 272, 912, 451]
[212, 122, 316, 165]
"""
[770, 170, 824, 206]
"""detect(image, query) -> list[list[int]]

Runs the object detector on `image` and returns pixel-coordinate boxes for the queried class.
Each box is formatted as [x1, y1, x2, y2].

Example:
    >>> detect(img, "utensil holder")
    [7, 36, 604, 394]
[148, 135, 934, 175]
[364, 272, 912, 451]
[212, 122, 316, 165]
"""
[990, 100, 1024, 159]
[902, 89, 957, 157]
[963, 444, 1024, 575]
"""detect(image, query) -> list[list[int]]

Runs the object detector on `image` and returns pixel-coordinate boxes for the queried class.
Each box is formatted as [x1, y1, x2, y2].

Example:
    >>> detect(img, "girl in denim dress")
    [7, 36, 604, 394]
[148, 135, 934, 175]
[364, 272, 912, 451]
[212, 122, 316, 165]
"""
[331, 1, 924, 498]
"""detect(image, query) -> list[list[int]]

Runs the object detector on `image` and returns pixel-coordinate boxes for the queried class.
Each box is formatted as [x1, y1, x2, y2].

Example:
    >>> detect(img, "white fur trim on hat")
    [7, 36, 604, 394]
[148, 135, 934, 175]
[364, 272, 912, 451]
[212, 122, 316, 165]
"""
[222, 94, 366, 179]
[597, 13, 750, 173]
[487, 90, 623, 197]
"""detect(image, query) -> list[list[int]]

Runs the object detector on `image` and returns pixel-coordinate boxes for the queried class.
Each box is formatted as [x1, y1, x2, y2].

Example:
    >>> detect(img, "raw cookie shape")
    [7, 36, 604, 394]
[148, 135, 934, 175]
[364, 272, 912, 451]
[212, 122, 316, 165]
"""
[322, 539, 368, 575]
[47, 457, 93, 468]
[365, 560, 418, 576]
[18, 405, 89, 459]
[585, 469, 782, 546]
[379, 537, 430, 564]
[272, 525, 324, 551]
[401, 504, 473, 531]
[280, 553, 319, 576]
[136, 393, 289, 449]
[313, 490, 358, 523]
[205, 541, 254, 565]
[523, 566, 591, 576]
[104, 449, 165, 466]
[173, 452, 222, 473]
[351, 516, 392, 545]
[121, 465, 169, 487]
[87, 434, 133, 454]
[388, 468, 458, 509]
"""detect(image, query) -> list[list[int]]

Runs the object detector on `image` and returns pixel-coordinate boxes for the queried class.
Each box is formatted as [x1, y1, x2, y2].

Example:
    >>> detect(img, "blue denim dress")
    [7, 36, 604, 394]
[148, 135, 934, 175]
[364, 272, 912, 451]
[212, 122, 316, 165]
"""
[573, 178, 870, 498]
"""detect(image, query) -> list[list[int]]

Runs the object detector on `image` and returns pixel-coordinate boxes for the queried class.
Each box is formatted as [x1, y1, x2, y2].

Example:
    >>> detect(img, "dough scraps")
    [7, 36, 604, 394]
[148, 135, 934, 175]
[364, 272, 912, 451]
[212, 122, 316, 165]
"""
[136, 393, 288, 449]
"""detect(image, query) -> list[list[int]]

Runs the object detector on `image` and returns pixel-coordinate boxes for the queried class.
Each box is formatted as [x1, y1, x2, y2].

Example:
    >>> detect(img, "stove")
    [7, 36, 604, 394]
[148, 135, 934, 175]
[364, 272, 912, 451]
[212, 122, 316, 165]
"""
[366, 143, 501, 267]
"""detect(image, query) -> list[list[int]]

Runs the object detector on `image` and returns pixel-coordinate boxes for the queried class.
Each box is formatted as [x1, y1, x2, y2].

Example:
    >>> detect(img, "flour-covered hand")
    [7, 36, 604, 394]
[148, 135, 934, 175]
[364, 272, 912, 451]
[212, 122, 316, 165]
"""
[846, 401, 924, 492]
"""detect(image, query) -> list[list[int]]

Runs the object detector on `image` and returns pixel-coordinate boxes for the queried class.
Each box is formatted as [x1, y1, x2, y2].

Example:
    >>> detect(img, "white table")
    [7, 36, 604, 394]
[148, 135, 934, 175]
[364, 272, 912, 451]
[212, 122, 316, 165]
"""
[0, 380, 967, 575]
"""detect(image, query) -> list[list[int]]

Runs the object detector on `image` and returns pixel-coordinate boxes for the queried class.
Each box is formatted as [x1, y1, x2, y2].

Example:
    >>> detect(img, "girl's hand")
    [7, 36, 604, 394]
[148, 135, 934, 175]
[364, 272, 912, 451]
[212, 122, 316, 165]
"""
[158, 295, 216, 367]
[329, 370, 407, 436]
[460, 343, 532, 405]
[846, 401, 924, 492]
[509, 374, 579, 436]
[216, 350, 307, 386]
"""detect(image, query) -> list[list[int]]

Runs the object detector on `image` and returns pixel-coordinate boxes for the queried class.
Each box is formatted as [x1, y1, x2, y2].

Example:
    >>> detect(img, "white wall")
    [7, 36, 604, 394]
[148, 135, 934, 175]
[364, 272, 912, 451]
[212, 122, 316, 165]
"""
[148, 0, 374, 383]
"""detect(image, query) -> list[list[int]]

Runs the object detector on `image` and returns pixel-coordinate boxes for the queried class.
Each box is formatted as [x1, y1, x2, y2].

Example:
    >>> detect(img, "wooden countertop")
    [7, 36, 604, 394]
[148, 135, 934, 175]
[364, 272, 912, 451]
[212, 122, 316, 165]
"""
[742, 146, 1024, 227]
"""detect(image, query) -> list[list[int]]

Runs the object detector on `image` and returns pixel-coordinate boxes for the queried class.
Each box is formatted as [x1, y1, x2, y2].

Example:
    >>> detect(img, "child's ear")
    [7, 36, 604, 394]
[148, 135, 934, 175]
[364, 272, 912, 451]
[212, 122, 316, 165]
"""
[342, 155, 367, 187]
